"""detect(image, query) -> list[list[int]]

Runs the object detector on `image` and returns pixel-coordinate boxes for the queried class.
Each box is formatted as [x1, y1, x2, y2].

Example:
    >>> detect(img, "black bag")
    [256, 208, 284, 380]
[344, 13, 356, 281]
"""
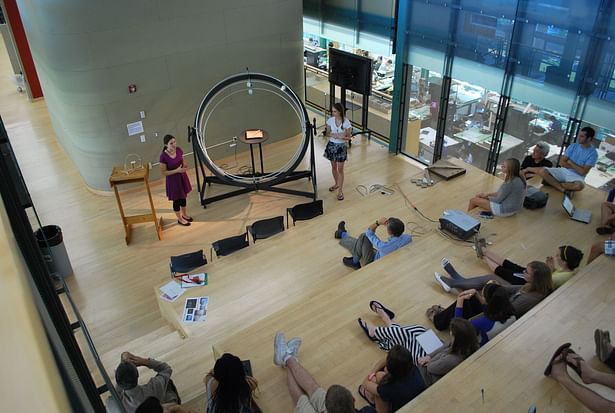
[524, 186, 549, 209]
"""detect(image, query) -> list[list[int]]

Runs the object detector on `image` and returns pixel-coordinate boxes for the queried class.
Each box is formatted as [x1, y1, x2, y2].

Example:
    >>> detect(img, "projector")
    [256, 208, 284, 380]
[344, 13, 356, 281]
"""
[439, 210, 481, 240]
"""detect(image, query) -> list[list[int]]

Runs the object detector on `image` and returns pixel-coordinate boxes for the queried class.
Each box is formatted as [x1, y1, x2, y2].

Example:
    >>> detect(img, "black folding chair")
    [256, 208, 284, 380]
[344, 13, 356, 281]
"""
[210, 231, 250, 261]
[169, 249, 207, 277]
[286, 199, 324, 228]
[246, 216, 285, 243]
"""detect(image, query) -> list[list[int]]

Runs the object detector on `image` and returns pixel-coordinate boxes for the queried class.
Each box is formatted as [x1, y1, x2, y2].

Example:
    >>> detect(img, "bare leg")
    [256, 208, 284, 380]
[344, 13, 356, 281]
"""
[561, 181, 585, 192]
[337, 162, 345, 197]
[587, 240, 605, 264]
[567, 353, 615, 388]
[286, 369, 306, 405]
[375, 307, 393, 327]
[286, 358, 320, 398]
[483, 250, 505, 267]
[330, 161, 338, 188]
[601, 202, 615, 226]
[534, 168, 565, 192]
[550, 356, 615, 413]
[174, 210, 187, 224]
[468, 196, 492, 212]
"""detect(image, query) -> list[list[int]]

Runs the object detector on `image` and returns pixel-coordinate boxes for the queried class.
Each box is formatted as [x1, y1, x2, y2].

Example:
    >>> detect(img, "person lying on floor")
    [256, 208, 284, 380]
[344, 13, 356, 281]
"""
[334, 217, 411, 269]
[358, 300, 478, 386]
[430, 261, 552, 322]
[545, 329, 615, 413]
[358, 345, 426, 413]
[435, 245, 582, 292]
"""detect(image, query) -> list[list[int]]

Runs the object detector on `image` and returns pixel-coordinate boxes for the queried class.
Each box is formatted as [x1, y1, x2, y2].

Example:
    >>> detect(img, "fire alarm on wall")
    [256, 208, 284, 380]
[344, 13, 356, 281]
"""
[128, 84, 137, 94]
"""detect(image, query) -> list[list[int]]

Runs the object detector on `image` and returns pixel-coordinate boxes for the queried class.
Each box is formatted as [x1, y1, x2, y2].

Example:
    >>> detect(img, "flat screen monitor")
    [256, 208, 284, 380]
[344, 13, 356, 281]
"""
[328, 48, 372, 96]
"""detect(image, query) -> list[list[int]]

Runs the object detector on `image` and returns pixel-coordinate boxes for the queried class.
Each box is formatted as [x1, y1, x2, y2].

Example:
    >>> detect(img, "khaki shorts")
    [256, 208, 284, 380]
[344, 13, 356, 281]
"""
[294, 387, 327, 413]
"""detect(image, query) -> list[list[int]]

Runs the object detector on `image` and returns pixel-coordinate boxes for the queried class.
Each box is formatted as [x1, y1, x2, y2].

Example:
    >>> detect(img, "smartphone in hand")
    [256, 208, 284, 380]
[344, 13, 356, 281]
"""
[479, 211, 494, 219]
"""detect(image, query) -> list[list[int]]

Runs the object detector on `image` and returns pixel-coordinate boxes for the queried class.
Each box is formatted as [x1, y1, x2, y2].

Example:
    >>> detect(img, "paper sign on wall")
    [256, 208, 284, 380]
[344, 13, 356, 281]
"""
[127, 121, 144, 136]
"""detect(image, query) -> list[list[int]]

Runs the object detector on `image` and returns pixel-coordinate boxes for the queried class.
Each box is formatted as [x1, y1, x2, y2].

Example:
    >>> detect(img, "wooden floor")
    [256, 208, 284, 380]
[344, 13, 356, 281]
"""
[1, 35, 614, 413]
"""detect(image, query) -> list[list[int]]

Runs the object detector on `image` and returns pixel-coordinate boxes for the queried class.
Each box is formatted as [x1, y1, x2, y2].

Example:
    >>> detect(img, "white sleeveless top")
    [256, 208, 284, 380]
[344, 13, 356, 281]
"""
[326, 117, 351, 144]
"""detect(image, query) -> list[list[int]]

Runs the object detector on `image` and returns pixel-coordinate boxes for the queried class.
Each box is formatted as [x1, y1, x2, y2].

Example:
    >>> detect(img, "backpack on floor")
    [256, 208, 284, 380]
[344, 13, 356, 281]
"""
[524, 186, 549, 209]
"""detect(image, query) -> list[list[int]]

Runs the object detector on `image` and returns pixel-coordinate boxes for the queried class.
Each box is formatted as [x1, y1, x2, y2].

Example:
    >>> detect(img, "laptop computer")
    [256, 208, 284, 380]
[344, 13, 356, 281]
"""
[562, 195, 591, 224]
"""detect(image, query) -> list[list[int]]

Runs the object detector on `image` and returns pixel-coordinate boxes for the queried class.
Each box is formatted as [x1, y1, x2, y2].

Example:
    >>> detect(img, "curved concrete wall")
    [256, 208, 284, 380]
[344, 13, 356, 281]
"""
[16, 0, 304, 190]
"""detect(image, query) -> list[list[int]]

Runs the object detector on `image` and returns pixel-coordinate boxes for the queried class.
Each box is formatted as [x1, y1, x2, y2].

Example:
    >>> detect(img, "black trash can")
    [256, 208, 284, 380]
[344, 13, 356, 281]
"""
[35, 225, 73, 278]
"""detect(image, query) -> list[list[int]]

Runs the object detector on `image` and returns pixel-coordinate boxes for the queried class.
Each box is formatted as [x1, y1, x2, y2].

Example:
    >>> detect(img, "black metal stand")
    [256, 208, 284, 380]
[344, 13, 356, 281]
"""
[189, 122, 317, 208]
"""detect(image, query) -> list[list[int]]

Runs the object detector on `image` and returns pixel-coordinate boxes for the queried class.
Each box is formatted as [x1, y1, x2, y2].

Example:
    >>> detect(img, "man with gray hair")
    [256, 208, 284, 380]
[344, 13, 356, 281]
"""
[521, 141, 553, 179]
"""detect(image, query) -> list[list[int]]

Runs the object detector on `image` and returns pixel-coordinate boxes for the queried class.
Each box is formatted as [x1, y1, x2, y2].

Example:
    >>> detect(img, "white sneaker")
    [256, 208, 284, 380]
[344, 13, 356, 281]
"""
[273, 331, 287, 366]
[441, 257, 450, 270]
[285, 337, 302, 364]
[434, 272, 451, 293]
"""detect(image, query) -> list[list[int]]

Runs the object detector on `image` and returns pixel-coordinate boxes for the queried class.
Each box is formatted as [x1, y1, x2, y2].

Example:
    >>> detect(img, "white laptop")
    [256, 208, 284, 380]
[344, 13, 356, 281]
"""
[562, 195, 591, 224]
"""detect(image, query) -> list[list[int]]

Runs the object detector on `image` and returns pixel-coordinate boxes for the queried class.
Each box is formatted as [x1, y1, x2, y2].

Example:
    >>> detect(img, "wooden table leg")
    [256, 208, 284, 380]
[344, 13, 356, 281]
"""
[112, 185, 131, 244]
[144, 178, 162, 240]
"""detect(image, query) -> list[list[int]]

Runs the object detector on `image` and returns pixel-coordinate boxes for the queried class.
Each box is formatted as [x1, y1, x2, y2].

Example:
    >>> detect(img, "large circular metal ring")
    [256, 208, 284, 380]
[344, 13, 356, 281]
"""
[194, 72, 309, 186]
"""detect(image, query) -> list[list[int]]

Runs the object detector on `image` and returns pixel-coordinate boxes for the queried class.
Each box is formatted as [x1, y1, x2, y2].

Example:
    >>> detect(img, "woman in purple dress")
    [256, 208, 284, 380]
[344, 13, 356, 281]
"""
[160, 134, 193, 226]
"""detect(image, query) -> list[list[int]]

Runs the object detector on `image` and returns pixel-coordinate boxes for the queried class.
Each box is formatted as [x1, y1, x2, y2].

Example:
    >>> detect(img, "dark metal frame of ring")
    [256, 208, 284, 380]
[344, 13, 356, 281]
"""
[189, 72, 317, 207]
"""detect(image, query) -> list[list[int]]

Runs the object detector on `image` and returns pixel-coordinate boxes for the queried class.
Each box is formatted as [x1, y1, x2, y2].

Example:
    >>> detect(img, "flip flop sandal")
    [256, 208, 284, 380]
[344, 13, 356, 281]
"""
[357, 318, 377, 342]
[337, 192, 344, 201]
[563, 349, 583, 377]
[544, 342, 571, 376]
[358, 385, 375, 407]
[369, 300, 396, 320]
[329, 185, 338, 192]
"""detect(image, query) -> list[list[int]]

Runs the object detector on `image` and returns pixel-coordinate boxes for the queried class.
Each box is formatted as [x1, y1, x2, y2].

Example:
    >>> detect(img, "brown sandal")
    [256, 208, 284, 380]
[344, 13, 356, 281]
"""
[337, 191, 344, 201]
[329, 185, 338, 192]
[425, 305, 444, 322]
[544, 343, 571, 376]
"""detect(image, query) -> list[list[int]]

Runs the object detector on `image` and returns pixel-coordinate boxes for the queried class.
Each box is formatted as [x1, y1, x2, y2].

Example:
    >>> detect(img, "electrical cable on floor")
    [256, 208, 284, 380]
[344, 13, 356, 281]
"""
[393, 183, 438, 223]
[355, 184, 396, 197]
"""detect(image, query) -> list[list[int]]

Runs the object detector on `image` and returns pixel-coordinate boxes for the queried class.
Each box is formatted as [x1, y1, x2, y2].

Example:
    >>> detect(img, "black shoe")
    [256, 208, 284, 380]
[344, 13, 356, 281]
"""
[342, 256, 360, 269]
[596, 226, 614, 235]
[183, 216, 194, 222]
[564, 190, 574, 199]
[177, 220, 191, 227]
[334, 221, 347, 239]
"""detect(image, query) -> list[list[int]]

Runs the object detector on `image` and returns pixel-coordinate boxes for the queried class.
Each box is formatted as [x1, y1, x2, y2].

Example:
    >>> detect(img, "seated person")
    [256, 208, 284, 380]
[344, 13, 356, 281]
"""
[435, 245, 582, 291]
[467, 158, 526, 217]
[545, 332, 615, 412]
[204, 353, 261, 413]
[273, 332, 375, 413]
[108, 352, 180, 413]
[428, 264, 552, 329]
[358, 301, 478, 386]
[588, 233, 615, 264]
[597, 191, 615, 235]
[135, 397, 196, 413]
[334, 217, 411, 269]
[520, 141, 553, 178]
[359, 345, 426, 413]
[450, 285, 516, 346]
[525, 126, 598, 193]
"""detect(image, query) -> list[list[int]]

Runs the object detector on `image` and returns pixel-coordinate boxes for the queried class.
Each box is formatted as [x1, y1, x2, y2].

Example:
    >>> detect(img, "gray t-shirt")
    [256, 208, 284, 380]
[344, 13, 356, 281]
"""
[489, 177, 526, 215]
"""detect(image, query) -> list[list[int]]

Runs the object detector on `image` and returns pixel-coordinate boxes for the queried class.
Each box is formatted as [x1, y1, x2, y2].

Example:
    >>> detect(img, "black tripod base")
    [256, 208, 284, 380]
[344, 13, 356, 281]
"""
[199, 170, 316, 207]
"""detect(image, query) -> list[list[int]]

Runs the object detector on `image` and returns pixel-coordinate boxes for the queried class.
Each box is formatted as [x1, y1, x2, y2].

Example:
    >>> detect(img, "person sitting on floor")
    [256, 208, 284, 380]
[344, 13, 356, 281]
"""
[525, 126, 598, 194]
[545, 330, 615, 413]
[596, 189, 615, 235]
[358, 301, 478, 386]
[451, 284, 516, 346]
[334, 217, 411, 269]
[520, 141, 553, 179]
[435, 245, 582, 291]
[588, 233, 615, 264]
[430, 261, 552, 323]
[204, 353, 262, 413]
[135, 397, 196, 413]
[272, 332, 376, 413]
[358, 345, 426, 413]
[108, 352, 181, 413]
[467, 158, 526, 217]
